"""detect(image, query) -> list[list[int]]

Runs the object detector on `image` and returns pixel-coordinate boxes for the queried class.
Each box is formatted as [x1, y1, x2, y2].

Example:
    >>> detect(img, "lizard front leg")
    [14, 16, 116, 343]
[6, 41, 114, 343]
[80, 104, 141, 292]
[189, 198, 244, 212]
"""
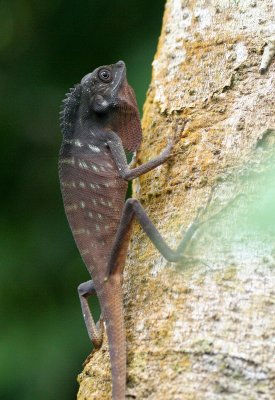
[78, 280, 104, 349]
[106, 124, 185, 181]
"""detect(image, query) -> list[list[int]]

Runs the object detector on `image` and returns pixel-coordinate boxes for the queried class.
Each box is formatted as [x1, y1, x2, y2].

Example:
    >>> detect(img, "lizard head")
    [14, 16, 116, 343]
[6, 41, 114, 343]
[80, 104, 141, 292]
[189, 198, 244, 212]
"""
[81, 60, 142, 152]
[60, 61, 142, 152]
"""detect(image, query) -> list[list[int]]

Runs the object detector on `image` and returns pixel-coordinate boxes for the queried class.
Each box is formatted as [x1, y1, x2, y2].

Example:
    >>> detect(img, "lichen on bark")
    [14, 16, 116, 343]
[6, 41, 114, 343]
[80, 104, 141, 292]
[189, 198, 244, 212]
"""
[78, 1, 275, 399]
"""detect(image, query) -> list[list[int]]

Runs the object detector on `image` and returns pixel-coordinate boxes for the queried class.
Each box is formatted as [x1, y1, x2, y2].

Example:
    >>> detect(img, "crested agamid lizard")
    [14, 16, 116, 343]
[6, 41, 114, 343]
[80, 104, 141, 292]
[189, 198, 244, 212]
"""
[59, 61, 205, 399]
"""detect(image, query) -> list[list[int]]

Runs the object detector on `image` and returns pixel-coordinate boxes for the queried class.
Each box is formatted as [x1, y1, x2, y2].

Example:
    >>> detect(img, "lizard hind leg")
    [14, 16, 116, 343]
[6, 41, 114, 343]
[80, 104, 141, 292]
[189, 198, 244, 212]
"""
[78, 279, 104, 349]
[106, 197, 205, 279]
[106, 188, 228, 279]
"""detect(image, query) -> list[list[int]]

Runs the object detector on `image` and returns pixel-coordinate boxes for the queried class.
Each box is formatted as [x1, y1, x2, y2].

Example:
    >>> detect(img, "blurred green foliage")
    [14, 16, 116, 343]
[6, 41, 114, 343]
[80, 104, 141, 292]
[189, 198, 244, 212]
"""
[0, 1, 164, 399]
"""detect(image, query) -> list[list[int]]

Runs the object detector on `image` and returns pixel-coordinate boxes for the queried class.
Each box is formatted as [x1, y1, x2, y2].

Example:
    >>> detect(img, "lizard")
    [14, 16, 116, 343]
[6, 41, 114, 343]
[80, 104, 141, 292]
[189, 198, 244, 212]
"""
[58, 60, 207, 400]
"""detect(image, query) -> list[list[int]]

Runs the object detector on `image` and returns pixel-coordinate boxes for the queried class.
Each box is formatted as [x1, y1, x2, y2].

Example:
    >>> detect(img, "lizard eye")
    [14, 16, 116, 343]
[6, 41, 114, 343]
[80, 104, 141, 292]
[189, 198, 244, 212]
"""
[98, 68, 112, 82]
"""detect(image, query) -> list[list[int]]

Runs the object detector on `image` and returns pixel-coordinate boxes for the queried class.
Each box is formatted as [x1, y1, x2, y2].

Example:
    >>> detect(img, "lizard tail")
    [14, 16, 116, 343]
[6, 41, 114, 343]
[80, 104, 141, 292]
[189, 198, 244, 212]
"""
[100, 280, 126, 400]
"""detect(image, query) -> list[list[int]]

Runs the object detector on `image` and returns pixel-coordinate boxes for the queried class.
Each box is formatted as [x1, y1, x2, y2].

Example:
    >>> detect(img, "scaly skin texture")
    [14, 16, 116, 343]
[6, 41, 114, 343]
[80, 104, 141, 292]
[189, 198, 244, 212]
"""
[59, 61, 193, 399]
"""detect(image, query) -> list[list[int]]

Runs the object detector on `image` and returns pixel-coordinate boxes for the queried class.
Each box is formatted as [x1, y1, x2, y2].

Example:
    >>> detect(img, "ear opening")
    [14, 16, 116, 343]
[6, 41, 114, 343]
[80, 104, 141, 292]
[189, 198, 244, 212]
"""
[92, 94, 111, 114]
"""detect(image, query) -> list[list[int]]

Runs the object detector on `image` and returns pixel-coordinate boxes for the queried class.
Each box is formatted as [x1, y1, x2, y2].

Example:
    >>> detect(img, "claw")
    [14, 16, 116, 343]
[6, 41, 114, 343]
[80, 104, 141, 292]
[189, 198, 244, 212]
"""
[164, 119, 190, 159]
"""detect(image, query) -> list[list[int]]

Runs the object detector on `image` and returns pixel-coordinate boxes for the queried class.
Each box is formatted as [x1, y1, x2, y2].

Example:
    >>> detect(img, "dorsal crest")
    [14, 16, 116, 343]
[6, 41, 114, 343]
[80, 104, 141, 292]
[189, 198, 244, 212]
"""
[59, 84, 82, 138]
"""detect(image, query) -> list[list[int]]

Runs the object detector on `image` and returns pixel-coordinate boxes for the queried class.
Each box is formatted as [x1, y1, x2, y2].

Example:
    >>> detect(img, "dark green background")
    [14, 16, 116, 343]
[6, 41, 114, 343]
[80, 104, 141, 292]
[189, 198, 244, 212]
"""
[0, 1, 164, 399]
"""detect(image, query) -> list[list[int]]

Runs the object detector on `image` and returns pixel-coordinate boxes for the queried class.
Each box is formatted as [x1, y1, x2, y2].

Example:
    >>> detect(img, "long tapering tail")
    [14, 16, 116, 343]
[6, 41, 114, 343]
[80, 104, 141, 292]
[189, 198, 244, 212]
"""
[99, 280, 126, 400]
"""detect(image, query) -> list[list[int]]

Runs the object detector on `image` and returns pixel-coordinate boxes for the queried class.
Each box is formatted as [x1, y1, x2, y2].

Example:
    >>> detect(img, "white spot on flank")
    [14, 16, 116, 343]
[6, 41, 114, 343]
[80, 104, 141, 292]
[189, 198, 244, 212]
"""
[79, 160, 88, 169]
[75, 139, 83, 147]
[108, 201, 112, 207]
[88, 144, 101, 153]
[105, 225, 109, 230]
[61, 181, 76, 188]
[96, 224, 100, 231]
[92, 164, 99, 172]
[89, 130, 95, 137]
[80, 201, 85, 208]
[88, 212, 93, 218]
[104, 183, 109, 188]
[93, 199, 97, 206]
[63, 139, 74, 145]
[65, 204, 78, 211]
[73, 228, 86, 235]
[79, 181, 85, 188]
[97, 213, 102, 219]
[90, 183, 95, 189]
[60, 157, 75, 165]
[64, 139, 83, 147]
[100, 198, 106, 205]
[100, 166, 106, 172]
[81, 249, 89, 256]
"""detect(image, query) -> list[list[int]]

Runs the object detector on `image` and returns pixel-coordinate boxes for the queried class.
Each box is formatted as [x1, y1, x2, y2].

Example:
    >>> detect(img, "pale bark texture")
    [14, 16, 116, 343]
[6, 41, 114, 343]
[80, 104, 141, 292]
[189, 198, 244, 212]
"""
[78, 1, 275, 399]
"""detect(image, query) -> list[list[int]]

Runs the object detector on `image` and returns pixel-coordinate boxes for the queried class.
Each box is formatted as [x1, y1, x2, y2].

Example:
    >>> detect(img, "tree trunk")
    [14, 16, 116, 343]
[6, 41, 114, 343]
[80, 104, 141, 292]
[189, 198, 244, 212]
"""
[78, 1, 275, 399]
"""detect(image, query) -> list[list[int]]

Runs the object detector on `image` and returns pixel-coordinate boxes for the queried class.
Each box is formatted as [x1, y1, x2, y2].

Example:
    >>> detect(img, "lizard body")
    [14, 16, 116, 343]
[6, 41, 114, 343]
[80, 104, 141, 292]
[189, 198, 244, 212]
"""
[59, 61, 202, 399]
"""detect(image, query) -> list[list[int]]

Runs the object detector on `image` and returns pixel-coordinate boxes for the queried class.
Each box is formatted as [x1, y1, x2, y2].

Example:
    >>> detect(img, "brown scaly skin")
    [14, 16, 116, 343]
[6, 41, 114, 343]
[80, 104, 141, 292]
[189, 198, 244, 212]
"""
[59, 61, 204, 399]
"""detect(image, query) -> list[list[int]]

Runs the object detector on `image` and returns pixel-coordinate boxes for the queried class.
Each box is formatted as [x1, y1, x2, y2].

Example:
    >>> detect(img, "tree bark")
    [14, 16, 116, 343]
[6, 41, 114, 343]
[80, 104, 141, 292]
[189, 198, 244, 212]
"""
[78, 1, 275, 399]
